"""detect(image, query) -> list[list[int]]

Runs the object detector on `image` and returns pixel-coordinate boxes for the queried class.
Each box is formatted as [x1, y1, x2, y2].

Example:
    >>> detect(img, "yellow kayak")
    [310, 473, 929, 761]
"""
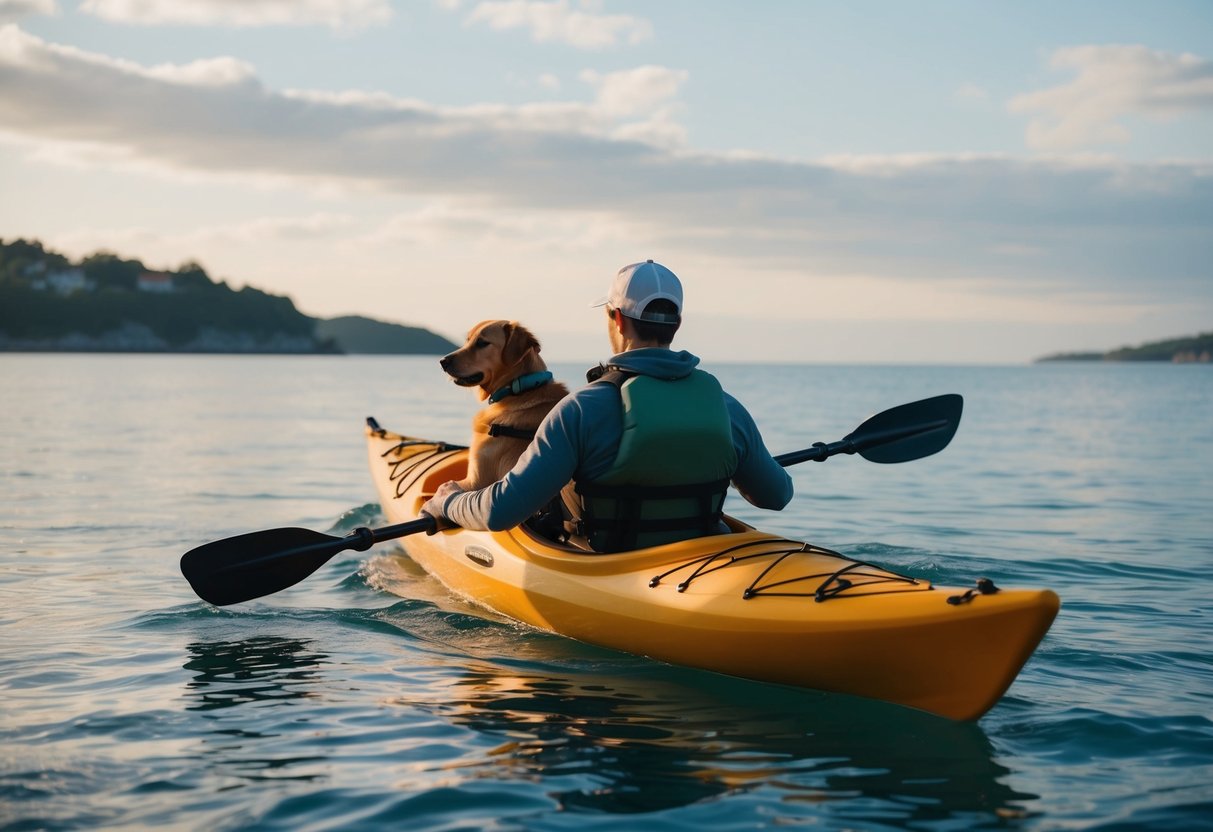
[367, 422, 1059, 721]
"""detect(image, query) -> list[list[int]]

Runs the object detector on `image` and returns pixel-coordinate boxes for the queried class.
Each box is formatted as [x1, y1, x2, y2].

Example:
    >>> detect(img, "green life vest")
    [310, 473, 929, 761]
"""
[575, 368, 739, 552]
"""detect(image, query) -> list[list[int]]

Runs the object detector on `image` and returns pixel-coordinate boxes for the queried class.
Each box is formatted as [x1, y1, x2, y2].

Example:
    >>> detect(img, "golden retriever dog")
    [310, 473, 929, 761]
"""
[440, 320, 568, 490]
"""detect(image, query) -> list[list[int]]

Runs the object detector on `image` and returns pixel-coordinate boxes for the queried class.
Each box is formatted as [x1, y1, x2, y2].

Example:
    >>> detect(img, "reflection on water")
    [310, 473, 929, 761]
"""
[184, 636, 330, 711]
[176, 629, 1036, 824]
[182, 637, 332, 786]
[405, 659, 1037, 823]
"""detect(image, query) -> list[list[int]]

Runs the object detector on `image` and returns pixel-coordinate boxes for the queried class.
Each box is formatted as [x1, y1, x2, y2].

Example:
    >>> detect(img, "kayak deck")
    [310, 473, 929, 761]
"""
[367, 421, 1060, 720]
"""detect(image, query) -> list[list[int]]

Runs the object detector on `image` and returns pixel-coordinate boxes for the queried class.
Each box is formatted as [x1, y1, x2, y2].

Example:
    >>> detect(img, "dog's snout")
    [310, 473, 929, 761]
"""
[440, 353, 454, 371]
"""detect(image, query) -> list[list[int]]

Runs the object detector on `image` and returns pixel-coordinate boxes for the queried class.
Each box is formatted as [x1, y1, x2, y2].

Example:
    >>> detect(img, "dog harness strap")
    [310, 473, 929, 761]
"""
[487, 371, 554, 404]
[486, 423, 536, 441]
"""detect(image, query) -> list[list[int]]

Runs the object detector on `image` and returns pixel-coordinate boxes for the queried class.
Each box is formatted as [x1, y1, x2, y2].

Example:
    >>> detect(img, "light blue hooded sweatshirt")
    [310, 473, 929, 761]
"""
[442, 348, 793, 532]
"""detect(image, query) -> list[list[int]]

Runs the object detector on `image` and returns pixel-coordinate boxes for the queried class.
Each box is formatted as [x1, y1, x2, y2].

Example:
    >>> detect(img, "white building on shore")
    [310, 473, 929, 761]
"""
[31, 268, 91, 295]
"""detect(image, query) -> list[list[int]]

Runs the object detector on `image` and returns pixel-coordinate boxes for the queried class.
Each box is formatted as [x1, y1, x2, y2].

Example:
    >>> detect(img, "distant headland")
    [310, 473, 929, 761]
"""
[1036, 332, 1212, 364]
[0, 238, 457, 355]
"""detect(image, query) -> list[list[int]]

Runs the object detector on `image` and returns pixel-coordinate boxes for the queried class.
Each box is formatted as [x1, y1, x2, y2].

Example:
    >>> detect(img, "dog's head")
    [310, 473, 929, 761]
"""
[440, 320, 545, 401]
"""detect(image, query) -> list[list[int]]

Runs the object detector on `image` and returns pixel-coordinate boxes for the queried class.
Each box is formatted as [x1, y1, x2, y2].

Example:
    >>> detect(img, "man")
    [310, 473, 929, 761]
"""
[421, 260, 792, 552]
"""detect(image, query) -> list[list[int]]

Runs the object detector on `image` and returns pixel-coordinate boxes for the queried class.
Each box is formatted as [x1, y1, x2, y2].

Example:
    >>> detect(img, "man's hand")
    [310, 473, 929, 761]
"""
[420, 480, 464, 532]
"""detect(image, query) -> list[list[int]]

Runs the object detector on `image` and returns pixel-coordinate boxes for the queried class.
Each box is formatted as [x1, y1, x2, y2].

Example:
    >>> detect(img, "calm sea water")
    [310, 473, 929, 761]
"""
[2, 354, 1211, 831]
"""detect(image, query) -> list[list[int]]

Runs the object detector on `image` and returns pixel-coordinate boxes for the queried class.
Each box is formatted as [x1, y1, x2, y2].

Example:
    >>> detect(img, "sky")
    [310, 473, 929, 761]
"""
[1, 0, 1211, 363]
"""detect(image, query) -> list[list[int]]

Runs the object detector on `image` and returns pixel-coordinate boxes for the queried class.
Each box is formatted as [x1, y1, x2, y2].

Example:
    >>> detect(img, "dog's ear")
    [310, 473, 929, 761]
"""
[501, 321, 539, 367]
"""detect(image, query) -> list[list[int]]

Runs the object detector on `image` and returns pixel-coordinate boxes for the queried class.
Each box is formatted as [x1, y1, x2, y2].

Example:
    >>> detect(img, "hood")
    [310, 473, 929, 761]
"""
[607, 348, 700, 381]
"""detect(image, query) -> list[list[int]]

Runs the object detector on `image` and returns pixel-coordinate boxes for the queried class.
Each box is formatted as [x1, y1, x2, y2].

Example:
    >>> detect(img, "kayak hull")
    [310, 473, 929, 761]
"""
[367, 424, 1059, 720]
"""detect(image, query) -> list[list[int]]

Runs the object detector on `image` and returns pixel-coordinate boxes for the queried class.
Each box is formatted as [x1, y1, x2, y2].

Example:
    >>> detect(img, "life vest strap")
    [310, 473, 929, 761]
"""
[574, 478, 730, 499]
[575, 477, 730, 552]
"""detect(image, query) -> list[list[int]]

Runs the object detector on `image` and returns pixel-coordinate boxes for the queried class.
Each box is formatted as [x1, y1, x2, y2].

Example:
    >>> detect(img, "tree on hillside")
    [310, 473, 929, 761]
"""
[0, 238, 71, 286]
[174, 260, 219, 291]
[82, 252, 145, 291]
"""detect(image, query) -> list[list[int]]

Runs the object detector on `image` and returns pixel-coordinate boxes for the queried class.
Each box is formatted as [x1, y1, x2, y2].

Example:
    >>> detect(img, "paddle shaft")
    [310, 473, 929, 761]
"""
[215, 517, 437, 574]
[251, 415, 934, 566]
[182, 394, 961, 605]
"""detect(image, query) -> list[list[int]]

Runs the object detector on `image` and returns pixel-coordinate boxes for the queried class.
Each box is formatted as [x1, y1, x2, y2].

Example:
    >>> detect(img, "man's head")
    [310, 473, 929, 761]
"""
[594, 260, 682, 348]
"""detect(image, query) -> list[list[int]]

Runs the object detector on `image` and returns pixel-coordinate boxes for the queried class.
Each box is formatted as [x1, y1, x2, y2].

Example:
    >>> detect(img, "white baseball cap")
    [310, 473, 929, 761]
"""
[592, 260, 683, 322]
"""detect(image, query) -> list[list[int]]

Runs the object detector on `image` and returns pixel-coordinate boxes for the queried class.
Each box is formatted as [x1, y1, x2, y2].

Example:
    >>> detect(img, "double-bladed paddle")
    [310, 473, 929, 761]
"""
[181, 393, 962, 606]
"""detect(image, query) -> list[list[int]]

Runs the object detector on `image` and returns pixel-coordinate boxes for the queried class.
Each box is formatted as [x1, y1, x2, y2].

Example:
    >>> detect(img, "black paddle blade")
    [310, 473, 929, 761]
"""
[849, 393, 963, 463]
[180, 527, 345, 606]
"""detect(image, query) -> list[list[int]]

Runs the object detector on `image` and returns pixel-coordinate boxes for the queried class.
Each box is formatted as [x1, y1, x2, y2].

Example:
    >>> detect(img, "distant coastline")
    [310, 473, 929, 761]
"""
[0, 238, 457, 355]
[1036, 332, 1212, 364]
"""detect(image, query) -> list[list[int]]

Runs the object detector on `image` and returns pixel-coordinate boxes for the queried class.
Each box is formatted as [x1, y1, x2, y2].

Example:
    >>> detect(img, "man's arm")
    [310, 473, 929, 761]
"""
[439, 399, 584, 531]
[725, 396, 793, 510]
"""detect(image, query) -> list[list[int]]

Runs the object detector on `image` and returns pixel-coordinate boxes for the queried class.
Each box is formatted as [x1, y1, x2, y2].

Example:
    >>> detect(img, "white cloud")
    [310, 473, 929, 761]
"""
[1, 25, 1210, 312]
[79, 0, 392, 29]
[0, 0, 55, 24]
[581, 65, 687, 118]
[1010, 44, 1213, 150]
[581, 65, 689, 147]
[463, 0, 652, 49]
[146, 56, 259, 86]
